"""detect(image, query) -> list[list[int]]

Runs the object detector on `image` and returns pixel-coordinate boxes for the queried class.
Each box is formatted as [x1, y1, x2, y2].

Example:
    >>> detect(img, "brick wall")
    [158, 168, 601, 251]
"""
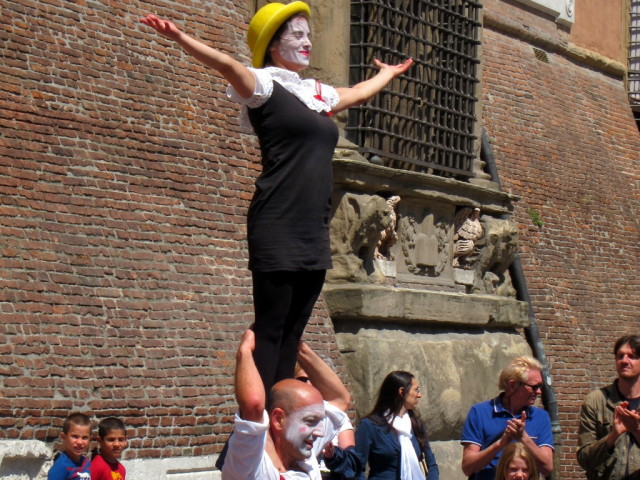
[481, 24, 640, 478]
[4, 0, 640, 475]
[0, 0, 345, 460]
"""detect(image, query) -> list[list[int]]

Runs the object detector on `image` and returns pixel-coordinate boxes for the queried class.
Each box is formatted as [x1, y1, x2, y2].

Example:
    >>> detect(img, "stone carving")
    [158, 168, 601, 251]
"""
[452, 207, 484, 269]
[374, 195, 401, 260]
[566, 0, 574, 16]
[400, 213, 449, 277]
[328, 193, 397, 283]
[471, 216, 519, 296]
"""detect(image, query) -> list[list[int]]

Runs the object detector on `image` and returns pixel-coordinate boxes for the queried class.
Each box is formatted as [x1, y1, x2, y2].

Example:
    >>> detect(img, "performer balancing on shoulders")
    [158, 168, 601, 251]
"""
[141, 2, 412, 393]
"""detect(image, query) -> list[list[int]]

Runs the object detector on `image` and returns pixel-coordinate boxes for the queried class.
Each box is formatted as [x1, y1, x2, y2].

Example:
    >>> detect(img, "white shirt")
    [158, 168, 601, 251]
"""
[227, 67, 340, 133]
[221, 401, 347, 480]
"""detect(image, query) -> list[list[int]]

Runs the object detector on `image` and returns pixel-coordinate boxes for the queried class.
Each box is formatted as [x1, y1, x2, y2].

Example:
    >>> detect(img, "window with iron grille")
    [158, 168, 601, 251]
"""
[629, 0, 640, 130]
[347, 0, 482, 180]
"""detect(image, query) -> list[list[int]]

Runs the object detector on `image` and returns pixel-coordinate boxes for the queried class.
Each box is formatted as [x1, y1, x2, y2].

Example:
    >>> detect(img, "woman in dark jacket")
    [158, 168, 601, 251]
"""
[355, 371, 439, 480]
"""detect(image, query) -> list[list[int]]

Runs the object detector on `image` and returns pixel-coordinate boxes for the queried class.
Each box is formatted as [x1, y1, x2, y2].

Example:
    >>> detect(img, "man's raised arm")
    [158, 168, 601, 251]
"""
[235, 329, 265, 422]
[297, 342, 350, 411]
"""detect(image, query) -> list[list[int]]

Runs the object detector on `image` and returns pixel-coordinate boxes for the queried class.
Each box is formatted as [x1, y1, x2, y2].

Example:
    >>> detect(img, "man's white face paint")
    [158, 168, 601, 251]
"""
[284, 403, 325, 459]
[276, 16, 312, 68]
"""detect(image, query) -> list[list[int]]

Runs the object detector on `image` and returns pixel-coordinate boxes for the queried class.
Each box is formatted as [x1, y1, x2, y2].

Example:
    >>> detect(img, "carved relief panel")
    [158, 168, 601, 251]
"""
[328, 187, 519, 298]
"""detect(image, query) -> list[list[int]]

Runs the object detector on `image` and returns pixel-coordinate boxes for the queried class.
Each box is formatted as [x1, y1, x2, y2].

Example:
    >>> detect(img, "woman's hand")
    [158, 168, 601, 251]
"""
[140, 14, 182, 41]
[237, 328, 256, 357]
[373, 58, 414, 78]
[324, 442, 335, 459]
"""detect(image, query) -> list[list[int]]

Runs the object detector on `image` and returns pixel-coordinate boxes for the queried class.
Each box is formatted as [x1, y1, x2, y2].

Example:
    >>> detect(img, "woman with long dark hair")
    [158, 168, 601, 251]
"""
[356, 371, 439, 480]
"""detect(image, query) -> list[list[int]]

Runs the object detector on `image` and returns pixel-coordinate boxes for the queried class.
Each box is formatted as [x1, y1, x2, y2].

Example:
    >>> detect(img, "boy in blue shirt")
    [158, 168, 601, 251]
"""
[48, 412, 91, 480]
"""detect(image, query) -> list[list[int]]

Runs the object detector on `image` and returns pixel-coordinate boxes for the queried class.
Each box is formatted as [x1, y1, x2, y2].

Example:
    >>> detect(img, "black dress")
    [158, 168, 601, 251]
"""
[247, 81, 339, 272]
[246, 80, 340, 391]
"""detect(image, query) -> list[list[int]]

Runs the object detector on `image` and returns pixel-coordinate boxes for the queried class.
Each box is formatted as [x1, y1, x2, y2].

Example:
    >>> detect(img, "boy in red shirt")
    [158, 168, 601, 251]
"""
[91, 417, 127, 480]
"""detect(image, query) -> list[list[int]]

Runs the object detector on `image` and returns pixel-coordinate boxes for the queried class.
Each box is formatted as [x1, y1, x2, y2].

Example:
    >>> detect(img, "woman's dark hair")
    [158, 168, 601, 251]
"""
[365, 371, 428, 451]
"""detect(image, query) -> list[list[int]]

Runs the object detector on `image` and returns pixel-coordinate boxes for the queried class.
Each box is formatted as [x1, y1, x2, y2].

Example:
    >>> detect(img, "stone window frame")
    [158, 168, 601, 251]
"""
[511, 0, 574, 26]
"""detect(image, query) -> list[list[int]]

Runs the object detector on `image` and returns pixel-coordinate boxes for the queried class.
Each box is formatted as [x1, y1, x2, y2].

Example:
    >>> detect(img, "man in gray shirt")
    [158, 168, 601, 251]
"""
[577, 335, 640, 480]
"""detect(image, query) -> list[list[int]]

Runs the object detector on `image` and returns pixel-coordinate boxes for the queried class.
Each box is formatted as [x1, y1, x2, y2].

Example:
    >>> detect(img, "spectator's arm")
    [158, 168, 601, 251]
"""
[577, 398, 623, 471]
[354, 419, 374, 480]
[461, 413, 524, 476]
[325, 446, 364, 479]
[615, 403, 640, 443]
[519, 435, 553, 477]
[424, 441, 439, 480]
[461, 442, 506, 476]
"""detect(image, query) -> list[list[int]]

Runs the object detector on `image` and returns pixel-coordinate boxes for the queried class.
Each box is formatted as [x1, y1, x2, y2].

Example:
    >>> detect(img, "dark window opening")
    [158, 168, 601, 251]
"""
[629, 0, 640, 131]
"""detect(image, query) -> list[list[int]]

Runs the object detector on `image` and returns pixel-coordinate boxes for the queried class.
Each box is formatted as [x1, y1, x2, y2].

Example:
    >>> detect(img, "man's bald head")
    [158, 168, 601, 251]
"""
[268, 378, 326, 464]
[268, 378, 323, 414]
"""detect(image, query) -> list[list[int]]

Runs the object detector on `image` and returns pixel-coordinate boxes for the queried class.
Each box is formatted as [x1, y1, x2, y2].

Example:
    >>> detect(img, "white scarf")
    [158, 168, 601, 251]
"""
[391, 413, 426, 480]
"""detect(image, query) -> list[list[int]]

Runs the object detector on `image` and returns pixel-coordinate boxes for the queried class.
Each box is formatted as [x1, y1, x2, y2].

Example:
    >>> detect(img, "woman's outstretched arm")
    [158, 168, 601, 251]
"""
[332, 58, 413, 113]
[140, 14, 256, 98]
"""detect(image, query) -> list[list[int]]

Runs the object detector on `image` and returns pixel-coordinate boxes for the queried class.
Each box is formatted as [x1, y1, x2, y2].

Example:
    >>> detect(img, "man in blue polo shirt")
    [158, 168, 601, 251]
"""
[461, 356, 554, 480]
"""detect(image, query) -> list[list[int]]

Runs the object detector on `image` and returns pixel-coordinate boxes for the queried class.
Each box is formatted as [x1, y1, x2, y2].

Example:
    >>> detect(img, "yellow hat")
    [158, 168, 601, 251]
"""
[247, 1, 311, 68]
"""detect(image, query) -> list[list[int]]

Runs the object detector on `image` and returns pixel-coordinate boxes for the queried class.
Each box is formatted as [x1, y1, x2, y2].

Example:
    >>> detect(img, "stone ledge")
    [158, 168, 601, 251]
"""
[324, 283, 528, 327]
[0, 440, 50, 459]
[0, 440, 50, 480]
[126, 455, 221, 480]
[331, 156, 518, 216]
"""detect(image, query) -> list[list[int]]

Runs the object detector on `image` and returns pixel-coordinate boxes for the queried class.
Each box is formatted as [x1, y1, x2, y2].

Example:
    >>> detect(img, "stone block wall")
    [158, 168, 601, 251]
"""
[322, 147, 535, 480]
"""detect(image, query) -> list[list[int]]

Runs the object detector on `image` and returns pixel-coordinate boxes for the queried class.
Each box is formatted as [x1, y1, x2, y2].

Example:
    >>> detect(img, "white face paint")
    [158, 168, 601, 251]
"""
[284, 403, 325, 459]
[276, 16, 312, 68]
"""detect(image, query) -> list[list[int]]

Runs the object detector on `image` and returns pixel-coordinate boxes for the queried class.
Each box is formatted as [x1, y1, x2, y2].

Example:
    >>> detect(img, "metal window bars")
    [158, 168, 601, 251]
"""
[630, 0, 640, 128]
[347, 0, 482, 180]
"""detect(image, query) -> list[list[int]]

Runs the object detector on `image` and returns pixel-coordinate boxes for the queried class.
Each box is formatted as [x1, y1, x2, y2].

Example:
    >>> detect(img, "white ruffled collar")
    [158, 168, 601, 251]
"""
[237, 67, 335, 133]
[261, 66, 334, 114]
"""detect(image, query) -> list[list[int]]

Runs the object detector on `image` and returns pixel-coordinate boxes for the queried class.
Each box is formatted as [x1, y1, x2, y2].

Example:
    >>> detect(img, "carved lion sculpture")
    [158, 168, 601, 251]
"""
[328, 193, 395, 283]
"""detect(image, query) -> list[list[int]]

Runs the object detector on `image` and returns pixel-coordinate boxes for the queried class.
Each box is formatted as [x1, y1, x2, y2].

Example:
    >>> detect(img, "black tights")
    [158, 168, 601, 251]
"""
[251, 269, 326, 394]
